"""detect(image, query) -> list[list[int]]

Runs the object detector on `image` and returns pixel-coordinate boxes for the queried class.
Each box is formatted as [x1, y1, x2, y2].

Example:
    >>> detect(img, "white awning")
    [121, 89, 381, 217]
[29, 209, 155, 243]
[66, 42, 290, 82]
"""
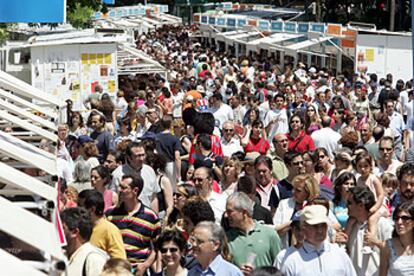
[0, 249, 48, 276]
[248, 33, 304, 52]
[258, 34, 305, 52]
[0, 131, 57, 176]
[117, 44, 166, 76]
[0, 70, 61, 107]
[285, 36, 333, 51]
[0, 161, 57, 201]
[0, 196, 65, 261]
[225, 31, 261, 45]
[215, 30, 250, 43]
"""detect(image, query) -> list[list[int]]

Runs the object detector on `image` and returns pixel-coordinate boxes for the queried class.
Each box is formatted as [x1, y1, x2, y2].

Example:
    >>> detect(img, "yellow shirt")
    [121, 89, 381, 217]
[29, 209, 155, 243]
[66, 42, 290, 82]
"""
[90, 218, 127, 259]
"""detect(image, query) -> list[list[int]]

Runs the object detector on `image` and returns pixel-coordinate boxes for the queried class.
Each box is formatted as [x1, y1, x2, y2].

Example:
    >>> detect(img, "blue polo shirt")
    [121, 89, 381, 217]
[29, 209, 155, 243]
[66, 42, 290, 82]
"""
[188, 255, 242, 276]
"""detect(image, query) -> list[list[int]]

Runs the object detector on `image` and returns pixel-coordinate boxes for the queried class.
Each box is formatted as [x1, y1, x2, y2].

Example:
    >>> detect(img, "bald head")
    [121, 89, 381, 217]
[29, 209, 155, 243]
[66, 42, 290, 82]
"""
[321, 116, 332, 128]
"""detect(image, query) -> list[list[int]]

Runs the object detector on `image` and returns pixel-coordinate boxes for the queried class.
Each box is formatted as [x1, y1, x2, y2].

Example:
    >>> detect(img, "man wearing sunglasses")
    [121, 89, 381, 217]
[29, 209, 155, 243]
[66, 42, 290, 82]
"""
[221, 121, 243, 157]
[346, 186, 393, 276]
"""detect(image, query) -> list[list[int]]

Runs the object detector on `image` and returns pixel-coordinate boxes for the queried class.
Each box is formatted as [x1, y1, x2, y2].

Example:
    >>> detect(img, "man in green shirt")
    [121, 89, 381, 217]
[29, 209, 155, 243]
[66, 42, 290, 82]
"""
[267, 133, 289, 181]
[225, 192, 281, 275]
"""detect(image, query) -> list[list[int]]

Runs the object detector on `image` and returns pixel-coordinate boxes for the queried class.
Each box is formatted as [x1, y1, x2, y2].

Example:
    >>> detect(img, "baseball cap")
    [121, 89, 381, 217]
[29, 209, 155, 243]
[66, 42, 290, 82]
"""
[78, 135, 93, 146]
[243, 152, 261, 163]
[300, 205, 329, 225]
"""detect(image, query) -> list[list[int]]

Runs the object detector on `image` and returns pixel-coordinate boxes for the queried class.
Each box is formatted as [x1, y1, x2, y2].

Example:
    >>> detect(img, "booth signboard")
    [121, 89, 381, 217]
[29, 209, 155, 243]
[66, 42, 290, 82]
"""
[310, 23, 325, 33]
[271, 21, 283, 32]
[327, 24, 342, 36]
[201, 16, 208, 24]
[341, 28, 357, 48]
[238, 19, 247, 27]
[248, 19, 257, 27]
[0, 0, 65, 23]
[93, 5, 166, 20]
[209, 17, 216, 25]
[284, 22, 297, 33]
[31, 43, 118, 111]
[258, 20, 270, 31]
[227, 18, 236, 27]
[298, 22, 309, 33]
[222, 2, 233, 10]
[194, 14, 201, 23]
[217, 18, 226, 26]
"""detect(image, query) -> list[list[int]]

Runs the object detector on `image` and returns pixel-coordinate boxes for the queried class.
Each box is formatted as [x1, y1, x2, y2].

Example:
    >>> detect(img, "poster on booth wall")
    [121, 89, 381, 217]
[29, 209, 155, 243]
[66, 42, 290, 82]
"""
[31, 43, 118, 111]
[79, 44, 118, 103]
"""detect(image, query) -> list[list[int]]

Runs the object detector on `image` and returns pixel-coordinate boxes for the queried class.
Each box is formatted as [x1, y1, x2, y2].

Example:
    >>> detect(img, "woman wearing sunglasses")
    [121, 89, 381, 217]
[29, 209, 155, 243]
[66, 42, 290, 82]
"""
[379, 201, 414, 276]
[152, 228, 188, 276]
[167, 184, 198, 229]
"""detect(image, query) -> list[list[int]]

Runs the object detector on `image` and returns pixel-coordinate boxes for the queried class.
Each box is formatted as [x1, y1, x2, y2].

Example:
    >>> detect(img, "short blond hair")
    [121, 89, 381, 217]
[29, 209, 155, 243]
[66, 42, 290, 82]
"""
[292, 173, 320, 201]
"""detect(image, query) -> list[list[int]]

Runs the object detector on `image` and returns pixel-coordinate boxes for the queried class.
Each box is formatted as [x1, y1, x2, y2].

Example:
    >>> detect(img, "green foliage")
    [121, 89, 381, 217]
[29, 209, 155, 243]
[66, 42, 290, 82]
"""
[67, 3, 95, 29]
[0, 25, 9, 46]
[67, 0, 100, 11]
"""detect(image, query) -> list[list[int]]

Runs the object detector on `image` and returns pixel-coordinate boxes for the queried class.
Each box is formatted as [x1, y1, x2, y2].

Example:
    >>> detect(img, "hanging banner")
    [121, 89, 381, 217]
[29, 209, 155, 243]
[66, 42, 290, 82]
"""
[0, 0, 65, 23]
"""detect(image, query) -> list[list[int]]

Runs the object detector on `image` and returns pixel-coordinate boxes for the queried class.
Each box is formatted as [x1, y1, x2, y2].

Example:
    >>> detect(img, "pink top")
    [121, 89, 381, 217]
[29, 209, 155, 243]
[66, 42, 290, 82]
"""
[103, 189, 114, 212]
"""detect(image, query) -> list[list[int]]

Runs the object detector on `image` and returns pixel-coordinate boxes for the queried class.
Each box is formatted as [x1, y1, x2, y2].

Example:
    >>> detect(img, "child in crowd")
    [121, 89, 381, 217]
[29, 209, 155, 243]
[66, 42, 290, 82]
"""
[346, 153, 386, 237]
[381, 173, 399, 216]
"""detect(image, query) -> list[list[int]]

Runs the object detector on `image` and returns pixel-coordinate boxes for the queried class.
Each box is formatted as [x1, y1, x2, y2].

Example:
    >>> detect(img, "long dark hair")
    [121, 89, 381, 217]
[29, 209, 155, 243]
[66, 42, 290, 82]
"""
[392, 201, 414, 238]
[333, 172, 356, 205]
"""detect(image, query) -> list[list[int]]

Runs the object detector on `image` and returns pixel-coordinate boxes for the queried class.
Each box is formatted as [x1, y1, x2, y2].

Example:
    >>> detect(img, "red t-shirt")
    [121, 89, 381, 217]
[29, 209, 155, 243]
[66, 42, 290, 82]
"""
[244, 137, 270, 155]
[286, 130, 315, 153]
[189, 134, 223, 165]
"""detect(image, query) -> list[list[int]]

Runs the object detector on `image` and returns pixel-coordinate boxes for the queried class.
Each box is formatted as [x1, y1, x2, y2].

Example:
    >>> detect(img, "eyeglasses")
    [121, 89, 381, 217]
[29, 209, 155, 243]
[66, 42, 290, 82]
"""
[307, 109, 315, 112]
[224, 129, 234, 133]
[318, 155, 326, 160]
[291, 120, 301, 124]
[396, 215, 413, 222]
[160, 247, 179, 254]
[292, 161, 304, 166]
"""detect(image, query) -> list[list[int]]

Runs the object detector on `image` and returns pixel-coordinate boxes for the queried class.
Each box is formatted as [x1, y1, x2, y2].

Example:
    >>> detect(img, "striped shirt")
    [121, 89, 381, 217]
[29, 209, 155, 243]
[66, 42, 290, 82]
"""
[107, 203, 161, 265]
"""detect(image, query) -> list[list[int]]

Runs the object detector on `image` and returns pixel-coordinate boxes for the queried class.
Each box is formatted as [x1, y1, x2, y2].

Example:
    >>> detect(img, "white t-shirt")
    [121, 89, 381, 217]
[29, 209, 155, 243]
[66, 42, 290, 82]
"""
[264, 109, 289, 143]
[211, 103, 234, 129]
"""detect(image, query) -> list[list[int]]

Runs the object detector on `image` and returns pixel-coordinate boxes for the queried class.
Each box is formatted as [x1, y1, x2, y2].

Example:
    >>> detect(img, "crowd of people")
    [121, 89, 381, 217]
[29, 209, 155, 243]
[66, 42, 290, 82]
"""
[53, 24, 414, 276]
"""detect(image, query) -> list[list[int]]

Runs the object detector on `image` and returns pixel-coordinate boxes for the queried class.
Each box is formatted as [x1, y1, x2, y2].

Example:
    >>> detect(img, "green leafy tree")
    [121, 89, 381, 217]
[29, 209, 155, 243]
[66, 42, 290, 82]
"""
[0, 24, 9, 46]
[67, 3, 95, 29]
[66, 0, 102, 29]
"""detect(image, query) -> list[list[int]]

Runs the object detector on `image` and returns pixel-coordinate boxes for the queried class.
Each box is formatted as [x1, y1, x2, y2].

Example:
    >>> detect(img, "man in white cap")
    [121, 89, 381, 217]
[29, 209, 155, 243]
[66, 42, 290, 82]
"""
[281, 205, 356, 276]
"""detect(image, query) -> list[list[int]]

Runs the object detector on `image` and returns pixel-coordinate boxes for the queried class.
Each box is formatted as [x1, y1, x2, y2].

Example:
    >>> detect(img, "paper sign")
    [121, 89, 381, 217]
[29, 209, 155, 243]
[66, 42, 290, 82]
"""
[81, 54, 89, 64]
[97, 54, 104, 64]
[365, 49, 374, 62]
[108, 80, 116, 92]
